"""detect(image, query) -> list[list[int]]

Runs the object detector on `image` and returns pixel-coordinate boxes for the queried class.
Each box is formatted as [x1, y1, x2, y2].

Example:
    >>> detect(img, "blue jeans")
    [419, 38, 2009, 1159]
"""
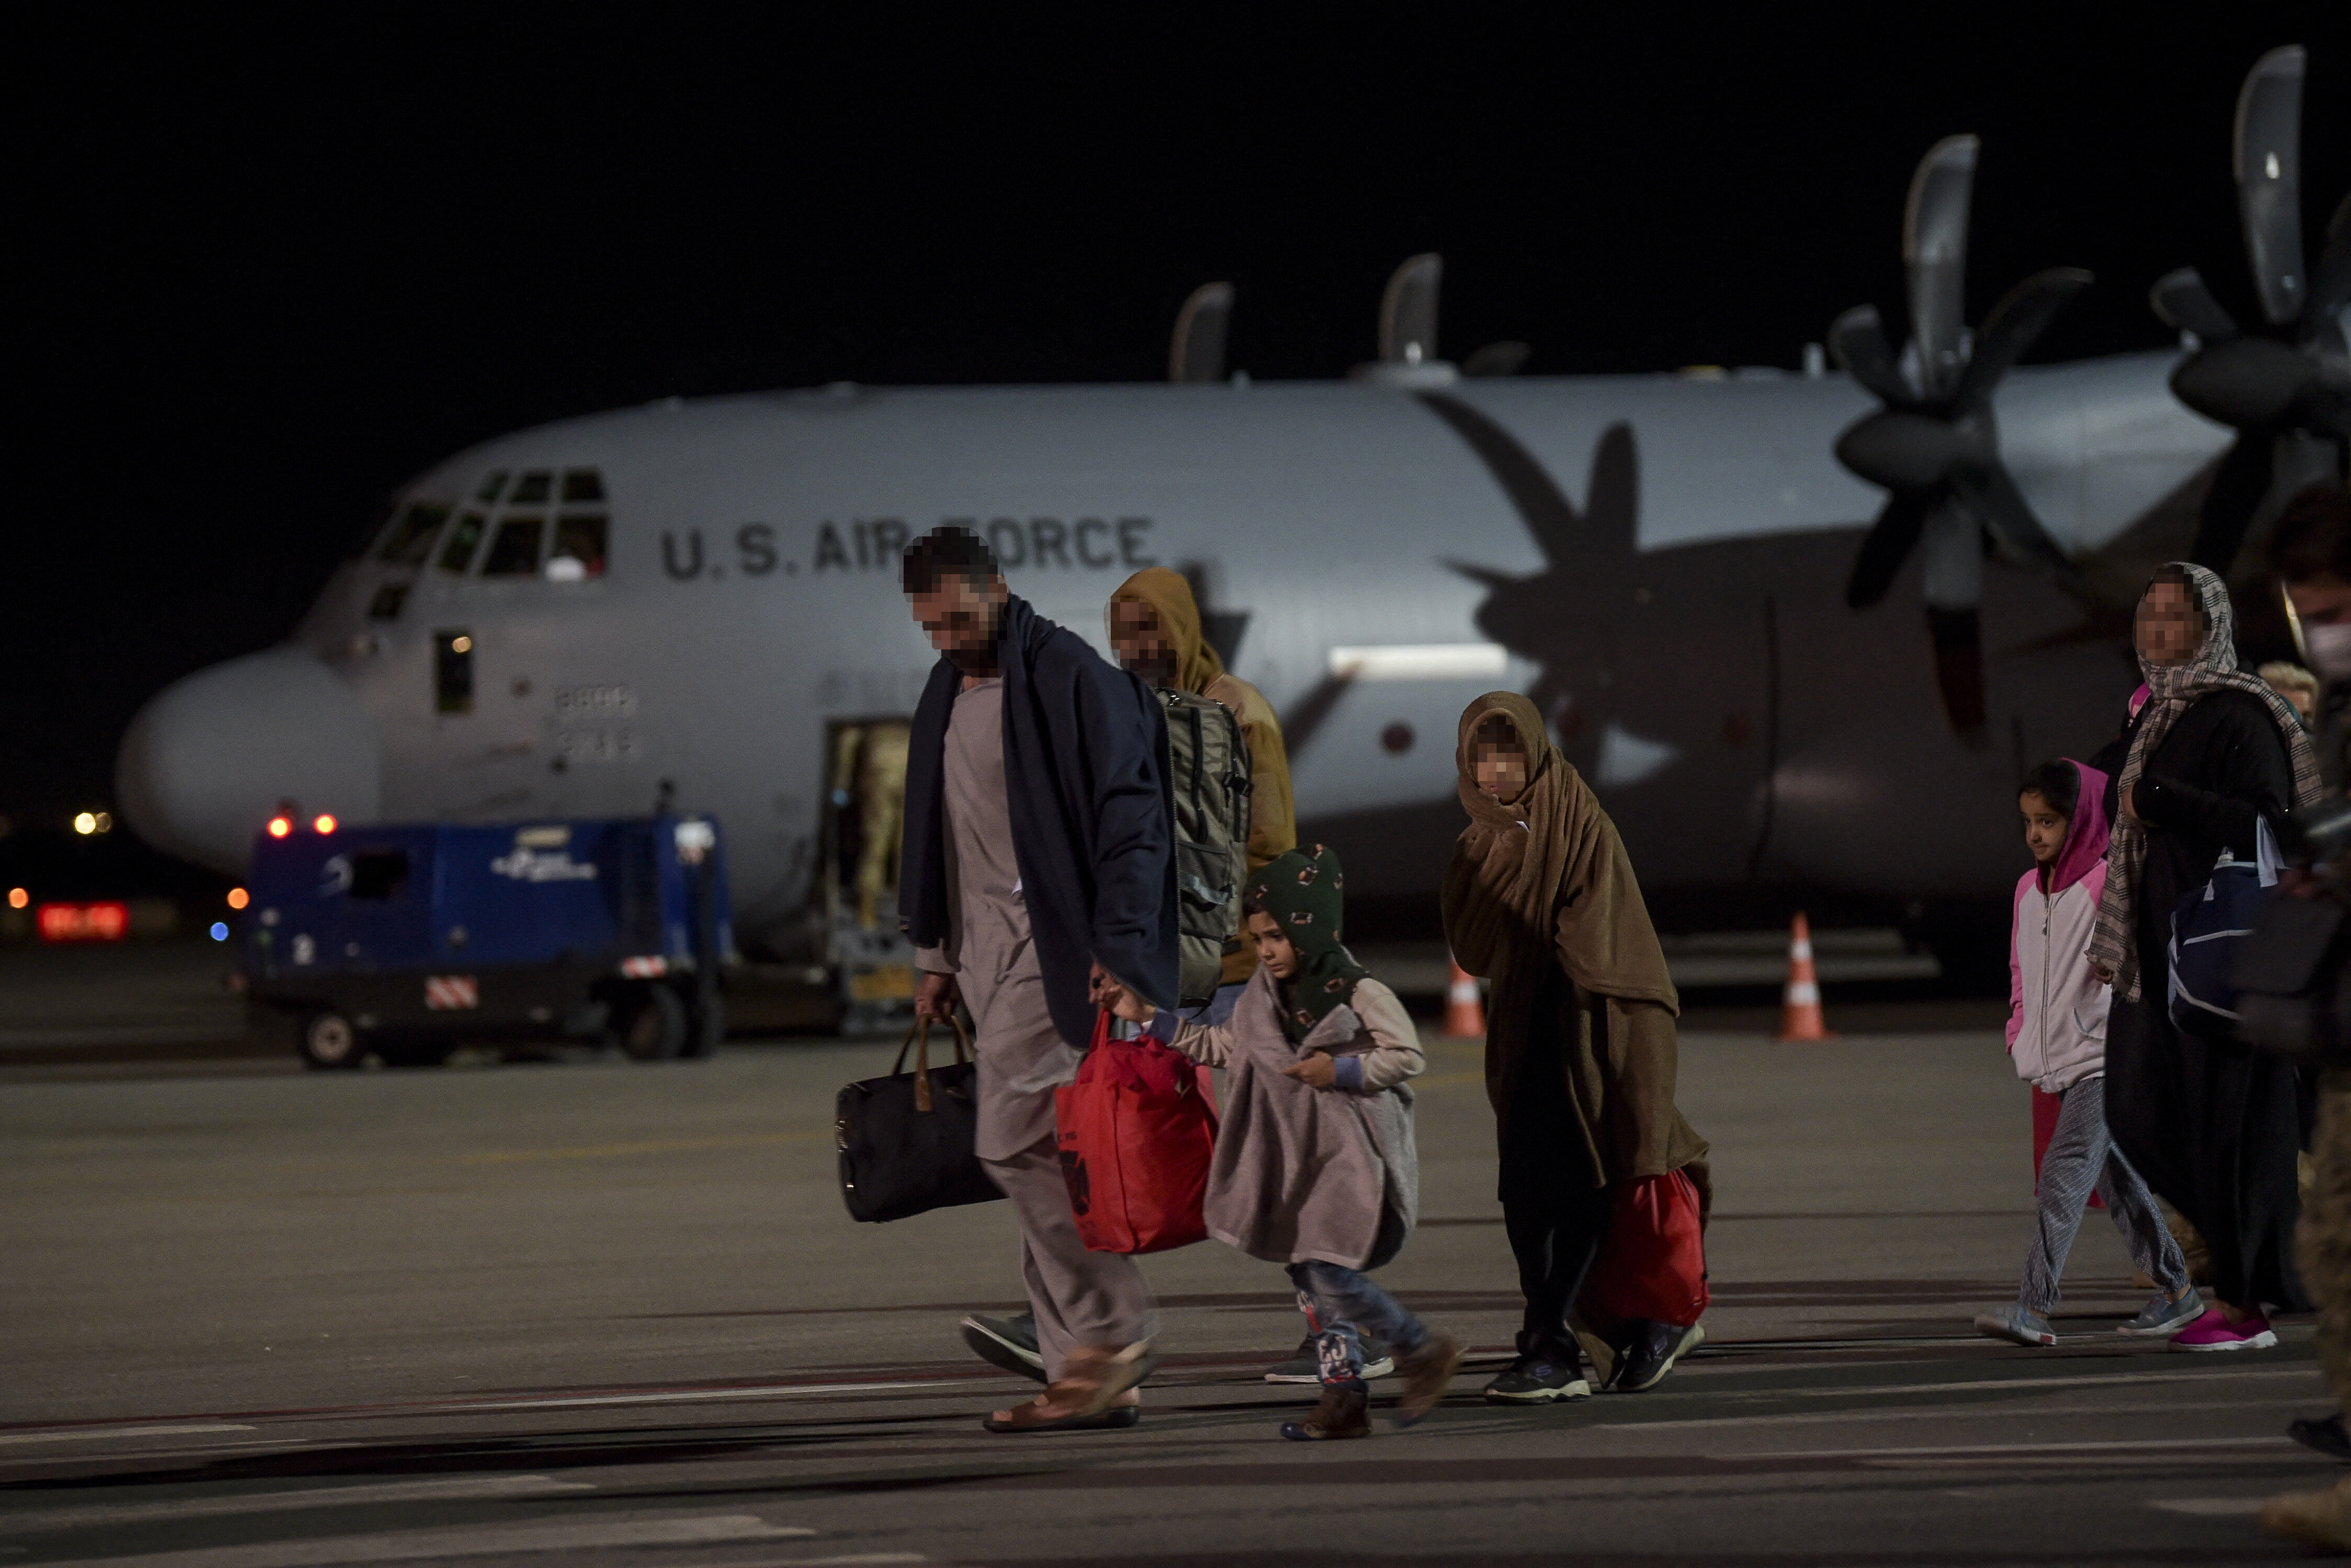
[1287, 1260, 1428, 1387]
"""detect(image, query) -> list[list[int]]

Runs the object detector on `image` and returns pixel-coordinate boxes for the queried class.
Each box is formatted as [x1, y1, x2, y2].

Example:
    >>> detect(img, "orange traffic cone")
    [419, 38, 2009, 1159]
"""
[1443, 955, 1486, 1038]
[1775, 912, 1836, 1041]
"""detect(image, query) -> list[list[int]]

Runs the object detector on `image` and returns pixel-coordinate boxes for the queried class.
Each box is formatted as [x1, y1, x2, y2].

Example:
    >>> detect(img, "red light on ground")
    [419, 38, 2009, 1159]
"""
[267, 817, 292, 838]
[6, 887, 26, 910]
[38, 902, 128, 943]
[226, 887, 250, 910]
[312, 814, 337, 834]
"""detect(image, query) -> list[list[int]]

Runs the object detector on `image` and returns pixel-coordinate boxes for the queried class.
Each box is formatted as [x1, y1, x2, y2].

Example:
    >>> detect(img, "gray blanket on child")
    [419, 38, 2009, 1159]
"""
[1204, 965, 1418, 1269]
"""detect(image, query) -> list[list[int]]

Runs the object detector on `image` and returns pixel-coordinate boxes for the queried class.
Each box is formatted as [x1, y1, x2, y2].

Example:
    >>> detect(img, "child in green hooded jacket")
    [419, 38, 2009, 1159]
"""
[1094, 844, 1463, 1440]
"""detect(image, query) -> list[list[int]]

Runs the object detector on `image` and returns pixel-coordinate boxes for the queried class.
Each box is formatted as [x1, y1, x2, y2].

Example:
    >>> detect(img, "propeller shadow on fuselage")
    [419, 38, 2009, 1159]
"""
[1293, 407, 2148, 945]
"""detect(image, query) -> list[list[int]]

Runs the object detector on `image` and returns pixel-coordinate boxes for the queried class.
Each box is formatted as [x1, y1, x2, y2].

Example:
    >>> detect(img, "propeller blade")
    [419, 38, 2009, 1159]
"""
[1378, 254, 1442, 365]
[2234, 44, 2307, 328]
[1903, 134, 1978, 402]
[1950, 462, 2074, 579]
[1845, 489, 1936, 609]
[2189, 434, 2276, 575]
[1954, 267, 2093, 407]
[2149, 266, 2241, 341]
[1168, 282, 1234, 384]
[1926, 605, 1990, 737]
[1463, 341, 1531, 377]
[1828, 305, 1910, 405]
[2309, 192, 2351, 327]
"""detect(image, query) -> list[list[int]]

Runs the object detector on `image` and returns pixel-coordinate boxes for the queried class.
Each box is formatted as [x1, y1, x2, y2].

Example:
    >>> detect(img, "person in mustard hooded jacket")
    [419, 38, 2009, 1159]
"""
[1105, 567, 1297, 1005]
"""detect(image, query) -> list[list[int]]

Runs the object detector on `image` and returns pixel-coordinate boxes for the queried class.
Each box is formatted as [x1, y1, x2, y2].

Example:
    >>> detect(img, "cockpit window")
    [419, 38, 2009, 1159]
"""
[475, 471, 509, 503]
[481, 517, 544, 577]
[561, 469, 605, 503]
[548, 516, 608, 579]
[375, 502, 450, 565]
[509, 471, 553, 505]
[437, 512, 486, 573]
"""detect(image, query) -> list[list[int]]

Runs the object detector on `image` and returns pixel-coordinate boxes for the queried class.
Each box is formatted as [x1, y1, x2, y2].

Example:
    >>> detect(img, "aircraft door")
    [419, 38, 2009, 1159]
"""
[821, 717, 917, 1033]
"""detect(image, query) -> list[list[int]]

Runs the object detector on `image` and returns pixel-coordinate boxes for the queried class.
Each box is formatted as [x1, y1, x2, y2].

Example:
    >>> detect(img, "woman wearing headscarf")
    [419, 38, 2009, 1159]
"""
[2091, 563, 2325, 1349]
[1441, 693, 1710, 1402]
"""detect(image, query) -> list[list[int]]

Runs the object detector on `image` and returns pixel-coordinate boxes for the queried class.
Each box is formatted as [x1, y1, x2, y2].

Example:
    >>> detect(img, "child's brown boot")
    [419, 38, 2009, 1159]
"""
[1279, 1382, 1371, 1440]
[1391, 1334, 1465, 1426]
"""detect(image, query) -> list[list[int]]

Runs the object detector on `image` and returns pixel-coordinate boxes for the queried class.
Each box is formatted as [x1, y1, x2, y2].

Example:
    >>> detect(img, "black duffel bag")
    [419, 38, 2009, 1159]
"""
[835, 1015, 1003, 1222]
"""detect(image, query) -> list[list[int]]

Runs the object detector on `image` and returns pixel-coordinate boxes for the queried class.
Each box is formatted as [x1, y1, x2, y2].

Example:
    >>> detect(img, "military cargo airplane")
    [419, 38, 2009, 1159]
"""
[118, 48, 2345, 981]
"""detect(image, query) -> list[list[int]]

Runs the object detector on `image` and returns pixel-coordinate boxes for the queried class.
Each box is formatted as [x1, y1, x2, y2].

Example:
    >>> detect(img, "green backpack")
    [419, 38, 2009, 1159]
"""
[1157, 688, 1252, 1007]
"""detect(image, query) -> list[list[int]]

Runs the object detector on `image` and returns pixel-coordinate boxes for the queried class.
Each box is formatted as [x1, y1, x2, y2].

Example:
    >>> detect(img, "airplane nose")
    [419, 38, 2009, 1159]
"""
[116, 647, 382, 875]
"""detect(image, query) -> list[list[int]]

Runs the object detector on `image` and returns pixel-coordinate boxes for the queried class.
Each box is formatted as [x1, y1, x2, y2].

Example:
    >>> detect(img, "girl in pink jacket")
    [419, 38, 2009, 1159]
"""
[1975, 758, 2197, 1346]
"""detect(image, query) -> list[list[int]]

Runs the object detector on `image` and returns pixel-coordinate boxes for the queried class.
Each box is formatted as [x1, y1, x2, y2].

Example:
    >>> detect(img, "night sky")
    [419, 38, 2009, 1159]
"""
[12, 9, 2348, 831]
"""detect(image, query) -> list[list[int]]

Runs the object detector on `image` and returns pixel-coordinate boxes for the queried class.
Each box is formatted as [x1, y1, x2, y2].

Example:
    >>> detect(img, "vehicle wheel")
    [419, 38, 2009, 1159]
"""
[617, 984, 688, 1061]
[376, 1037, 456, 1068]
[297, 1010, 366, 1070]
[683, 992, 725, 1059]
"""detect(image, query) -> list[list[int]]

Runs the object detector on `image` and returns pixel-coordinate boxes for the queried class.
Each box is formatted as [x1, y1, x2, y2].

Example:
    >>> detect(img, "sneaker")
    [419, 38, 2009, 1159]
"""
[1611, 1320, 1705, 1392]
[961, 1312, 1046, 1383]
[2169, 1306, 2278, 1351]
[1972, 1304, 2058, 1347]
[1280, 1382, 1371, 1441]
[2117, 1287, 2203, 1337]
[2290, 1411, 2351, 1462]
[1481, 1349, 1591, 1404]
[1263, 1332, 1395, 1383]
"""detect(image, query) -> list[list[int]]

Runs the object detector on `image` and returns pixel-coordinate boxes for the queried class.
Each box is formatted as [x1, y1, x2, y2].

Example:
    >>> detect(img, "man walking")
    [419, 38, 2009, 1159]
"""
[896, 524, 1178, 1433]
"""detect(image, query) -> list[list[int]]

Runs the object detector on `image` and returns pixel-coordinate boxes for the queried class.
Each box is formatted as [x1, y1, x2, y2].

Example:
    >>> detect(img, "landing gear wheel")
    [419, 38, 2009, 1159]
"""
[297, 1010, 365, 1070]
[617, 985, 687, 1061]
[683, 993, 725, 1059]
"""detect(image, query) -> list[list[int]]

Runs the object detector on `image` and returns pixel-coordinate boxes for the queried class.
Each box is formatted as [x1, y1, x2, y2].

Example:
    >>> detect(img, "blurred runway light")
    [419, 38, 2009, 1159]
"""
[7, 887, 26, 909]
[227, 887, 249, 909]
[210, 921, 230, 941]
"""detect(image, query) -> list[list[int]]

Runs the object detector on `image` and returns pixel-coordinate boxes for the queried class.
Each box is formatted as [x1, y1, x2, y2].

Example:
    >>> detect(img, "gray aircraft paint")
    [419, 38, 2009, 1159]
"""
[117, 351, 2228, 938]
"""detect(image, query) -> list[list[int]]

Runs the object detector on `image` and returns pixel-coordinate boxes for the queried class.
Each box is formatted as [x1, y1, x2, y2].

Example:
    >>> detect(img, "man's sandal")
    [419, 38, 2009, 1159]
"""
[980, 1341, 1151, 1434]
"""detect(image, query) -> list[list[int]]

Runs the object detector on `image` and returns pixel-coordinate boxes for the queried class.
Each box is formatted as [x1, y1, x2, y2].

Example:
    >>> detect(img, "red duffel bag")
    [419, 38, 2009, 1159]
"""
[1580, 1168, 1710, 1327]
[1055, 1011, 1218, 1255]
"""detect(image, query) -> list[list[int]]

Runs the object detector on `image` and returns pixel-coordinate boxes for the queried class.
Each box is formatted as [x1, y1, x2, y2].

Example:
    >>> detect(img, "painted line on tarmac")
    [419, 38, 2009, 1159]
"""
[1647, 1392, 2306, 1434]
[0, 1373, 999, 1436]
[0, 1423, 252, 1446]
[1755, 1434, 2292, 1460]
[2152, 1497, 2268, 1515]
[54, 1512, 814, 1567]
[444, 1378, 990, 1412]
[0, 1473, 595, 1533]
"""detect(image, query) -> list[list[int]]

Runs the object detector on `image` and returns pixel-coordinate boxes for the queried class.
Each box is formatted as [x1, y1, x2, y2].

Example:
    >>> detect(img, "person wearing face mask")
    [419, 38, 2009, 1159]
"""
[2274, 485, 2351, 790]
[2259, 484, 2351, 1550]
[1441, 693, 1709, 1404]
[2090, 563, 2326, 1352]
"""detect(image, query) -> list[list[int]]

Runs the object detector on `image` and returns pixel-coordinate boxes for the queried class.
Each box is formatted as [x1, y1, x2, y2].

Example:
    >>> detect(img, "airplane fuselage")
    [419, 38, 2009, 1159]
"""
[119, 356, 2228, 944]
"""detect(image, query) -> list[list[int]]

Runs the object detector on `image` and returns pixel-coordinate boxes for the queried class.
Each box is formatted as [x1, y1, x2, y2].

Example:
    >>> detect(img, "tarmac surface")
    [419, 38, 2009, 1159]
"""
[1, 945, 2340, 1564]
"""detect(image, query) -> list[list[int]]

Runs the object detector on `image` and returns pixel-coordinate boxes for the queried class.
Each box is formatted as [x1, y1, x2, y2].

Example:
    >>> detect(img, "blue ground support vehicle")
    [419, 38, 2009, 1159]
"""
[239, 815, 732, 1069]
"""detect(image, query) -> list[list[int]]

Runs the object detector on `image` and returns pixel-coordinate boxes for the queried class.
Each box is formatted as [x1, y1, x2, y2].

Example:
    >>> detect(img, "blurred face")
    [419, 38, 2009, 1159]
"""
[1474, 740, 1530, 802]
[1109, 598, 1180, 685]
[2287, 576, 2351, 683]
[1247, 909, 1298, 979]
[909, 571, 1007, 663]
[2021, 790, 2068, 868]
[2136, 579, 2200, 667]
[2274, 680, 2318, 725]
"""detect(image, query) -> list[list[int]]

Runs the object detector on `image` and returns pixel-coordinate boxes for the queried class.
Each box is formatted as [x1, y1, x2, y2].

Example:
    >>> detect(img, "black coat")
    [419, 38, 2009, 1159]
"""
[2102, 688, 2307, 1309]
[899, 594, 1177, 1050]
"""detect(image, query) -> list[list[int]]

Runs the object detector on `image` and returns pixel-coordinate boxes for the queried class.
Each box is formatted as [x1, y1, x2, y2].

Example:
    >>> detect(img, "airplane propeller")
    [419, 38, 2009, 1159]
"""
[1169, 282, 1235, 383]
[2148, 45, 2350, 576]
[1828, 134, 2092, 739]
